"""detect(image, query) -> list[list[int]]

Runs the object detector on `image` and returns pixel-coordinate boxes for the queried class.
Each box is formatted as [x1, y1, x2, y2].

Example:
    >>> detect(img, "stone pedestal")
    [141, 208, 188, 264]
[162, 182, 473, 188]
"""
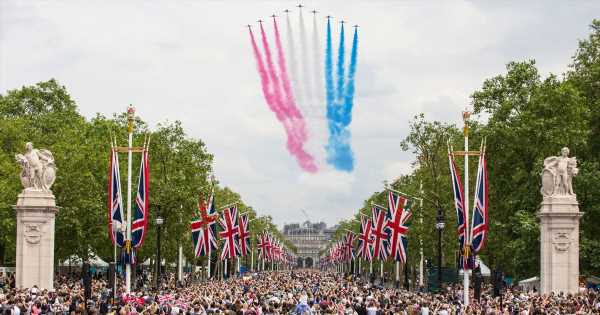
[539, 196, 583, 294]
[14, 190, 58, 290]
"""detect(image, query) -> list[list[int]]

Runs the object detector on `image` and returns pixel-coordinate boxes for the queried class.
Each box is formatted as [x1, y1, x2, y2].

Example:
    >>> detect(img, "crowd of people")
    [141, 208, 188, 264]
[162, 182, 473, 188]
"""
[1, 270, 600, 314]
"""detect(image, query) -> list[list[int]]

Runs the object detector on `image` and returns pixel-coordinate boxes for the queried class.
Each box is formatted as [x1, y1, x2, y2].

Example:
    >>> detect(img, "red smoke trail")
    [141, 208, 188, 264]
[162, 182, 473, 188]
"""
[273, 18, 306, 141]
[250, 26, 317, 172]
[249, 29, 282, 120]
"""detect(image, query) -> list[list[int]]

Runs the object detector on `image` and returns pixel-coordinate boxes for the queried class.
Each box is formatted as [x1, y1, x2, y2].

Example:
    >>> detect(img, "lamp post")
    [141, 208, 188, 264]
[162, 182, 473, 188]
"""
[435, 207, 445, 292]
[155, 207, 164, 290]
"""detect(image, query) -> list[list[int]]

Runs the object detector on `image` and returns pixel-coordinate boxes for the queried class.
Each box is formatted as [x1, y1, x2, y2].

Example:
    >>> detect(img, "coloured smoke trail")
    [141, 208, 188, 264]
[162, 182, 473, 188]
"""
[248, 25, 317, 173]
[246, 9, 358, 173]
[325, 20, 358, 172]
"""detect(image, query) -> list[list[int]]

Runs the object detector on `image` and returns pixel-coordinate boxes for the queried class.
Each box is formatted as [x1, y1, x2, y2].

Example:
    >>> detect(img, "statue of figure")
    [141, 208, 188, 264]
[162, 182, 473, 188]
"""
[15, 142, 57, 191]
[541, 147, 579, 197]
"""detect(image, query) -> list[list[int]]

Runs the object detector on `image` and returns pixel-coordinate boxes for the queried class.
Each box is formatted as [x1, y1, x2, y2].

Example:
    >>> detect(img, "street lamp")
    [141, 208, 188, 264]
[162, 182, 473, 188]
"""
[435, 207, 445, 292]
[155, 207, 164, 290]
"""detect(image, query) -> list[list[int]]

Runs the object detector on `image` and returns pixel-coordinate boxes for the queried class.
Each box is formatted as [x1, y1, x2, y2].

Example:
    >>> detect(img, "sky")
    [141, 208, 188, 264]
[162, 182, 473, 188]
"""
[1, 0, 598, 228]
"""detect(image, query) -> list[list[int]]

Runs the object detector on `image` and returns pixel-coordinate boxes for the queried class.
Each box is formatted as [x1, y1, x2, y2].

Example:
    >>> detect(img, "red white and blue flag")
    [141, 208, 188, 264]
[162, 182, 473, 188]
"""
[238, 213, 251, 257]
[343, 231, 356, 262]
[371, 205, 389, 261]
[107, 147, 125, 248]
[191, 190, 218, 257]
[385, 191, 412, 263]
[470, 143, 489, 255]
[131, 148, 149, 249]
[219, 206, 240, 260]
[448, 148, 472, 269]
[258, 232, 270, 260]
[357, 216, 374, 261]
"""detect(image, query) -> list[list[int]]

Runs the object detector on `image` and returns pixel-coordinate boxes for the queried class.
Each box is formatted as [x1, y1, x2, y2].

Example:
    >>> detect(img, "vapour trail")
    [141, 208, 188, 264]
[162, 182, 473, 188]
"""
[248, 28, 281, 120]
[312, 11, 324, 117]
[298, 8, 314, 116]
[273, 17, 306, 141]
[325, 22, 355, 172]
[285, 12, 303, 117]
[324, 19, 335, 127]
[330, 27, 359, 171]
[342, 28, 359, 128]
[257, 24, 317, 172]
[335, 24, 346, 103]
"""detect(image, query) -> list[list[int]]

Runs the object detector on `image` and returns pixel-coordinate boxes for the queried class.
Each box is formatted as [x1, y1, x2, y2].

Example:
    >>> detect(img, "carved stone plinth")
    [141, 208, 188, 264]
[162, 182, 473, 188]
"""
[14, 190, 58, 289]
[538, 195, 583, 294]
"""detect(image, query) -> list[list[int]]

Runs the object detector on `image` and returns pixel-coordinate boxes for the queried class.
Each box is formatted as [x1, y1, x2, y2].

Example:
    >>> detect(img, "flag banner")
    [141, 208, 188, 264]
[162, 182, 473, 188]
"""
[191, 190, 218, 257]
[219, 206, 240, 260]
[131, 148, 149, 248]
[371, 205, 389, 261]
[386, 191, 412, 263]
[344, 231, 356, 262]
[470, 142, 489, 255]
[448, 148, 470, 269]
[258, 232, 269, 260]
[108, 147, 125, 247]
[238, 213, 251, 257]
[357, 216, 374, 261]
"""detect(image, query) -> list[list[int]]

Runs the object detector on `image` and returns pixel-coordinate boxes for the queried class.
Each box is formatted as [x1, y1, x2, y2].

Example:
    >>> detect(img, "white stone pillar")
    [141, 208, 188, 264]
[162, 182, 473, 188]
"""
[14, 190, 58, 290]
[539, 196, 583, 294]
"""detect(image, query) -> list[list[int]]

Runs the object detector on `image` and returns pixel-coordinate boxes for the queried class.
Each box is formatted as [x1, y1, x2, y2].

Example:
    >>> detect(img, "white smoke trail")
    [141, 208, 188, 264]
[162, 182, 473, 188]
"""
[298, 9, 314, 118]
[285, 11, 304, 118]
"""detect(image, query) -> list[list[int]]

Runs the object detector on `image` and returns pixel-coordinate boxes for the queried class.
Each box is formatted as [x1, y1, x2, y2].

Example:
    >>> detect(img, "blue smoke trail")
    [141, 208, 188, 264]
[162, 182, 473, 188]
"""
[342, 28, 358, 128]
[325, 22, 356, 172]
[335, 24, 345, 103]
[325, 19, 334, 125]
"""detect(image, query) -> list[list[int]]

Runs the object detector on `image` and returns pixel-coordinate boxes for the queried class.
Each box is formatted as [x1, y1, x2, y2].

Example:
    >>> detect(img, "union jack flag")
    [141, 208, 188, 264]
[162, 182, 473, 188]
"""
[107, 147, 125, 247]
[258, 232, 269, 260]
[343, 231, 356, 262]
[357, 216, 374, 261]
[449, 148, 470, 269]
[131, 148, 149, 248]
[219, 206, 240, 260]
[191, 190, 218, 257]
[371, 205, 389, 261]
[385, 191, 412, 263]
[470, 143, 489, 255]
[238, 213, 251, 257]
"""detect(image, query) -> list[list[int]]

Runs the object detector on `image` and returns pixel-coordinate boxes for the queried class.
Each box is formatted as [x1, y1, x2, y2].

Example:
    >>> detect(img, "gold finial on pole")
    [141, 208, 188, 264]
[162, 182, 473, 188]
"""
[127, 104, 135, 134]
[462, 110, 470, 137]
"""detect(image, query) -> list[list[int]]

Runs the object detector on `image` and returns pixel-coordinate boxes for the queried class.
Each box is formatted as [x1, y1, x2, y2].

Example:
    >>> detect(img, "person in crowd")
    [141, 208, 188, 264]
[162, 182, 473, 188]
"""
[0, 270, 599, 314]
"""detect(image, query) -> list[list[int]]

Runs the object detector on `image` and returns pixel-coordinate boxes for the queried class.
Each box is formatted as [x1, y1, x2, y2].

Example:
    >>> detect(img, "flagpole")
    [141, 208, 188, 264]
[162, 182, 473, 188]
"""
[395, 261, 400, 288]
[380, 260, 384, 280]
[125, 105, 134, 294]
[237, 257, 240, 275]
[463, 110, 470, 306]
[207, 256, 211, 279]
[419, 180, 424, 289]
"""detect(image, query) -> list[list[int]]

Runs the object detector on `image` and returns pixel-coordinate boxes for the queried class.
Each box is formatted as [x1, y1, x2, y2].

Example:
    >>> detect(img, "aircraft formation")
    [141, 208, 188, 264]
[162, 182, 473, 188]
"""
[245, 4, 358, 30]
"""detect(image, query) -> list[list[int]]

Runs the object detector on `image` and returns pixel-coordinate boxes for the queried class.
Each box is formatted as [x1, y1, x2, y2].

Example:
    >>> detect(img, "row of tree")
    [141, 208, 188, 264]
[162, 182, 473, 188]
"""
[0, 79, 294, 267]
[327, 20, 600, 281]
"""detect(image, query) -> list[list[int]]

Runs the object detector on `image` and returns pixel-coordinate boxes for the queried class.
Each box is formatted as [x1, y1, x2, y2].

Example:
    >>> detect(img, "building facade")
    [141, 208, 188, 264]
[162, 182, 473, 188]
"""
[283, 221, 336, 268]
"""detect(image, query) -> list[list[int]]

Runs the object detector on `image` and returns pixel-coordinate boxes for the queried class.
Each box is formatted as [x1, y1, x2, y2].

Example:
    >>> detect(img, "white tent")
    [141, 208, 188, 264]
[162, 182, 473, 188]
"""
[458, 257, 491, 277]
[60, 254, 109, 267]
[519, 276, 540, 292]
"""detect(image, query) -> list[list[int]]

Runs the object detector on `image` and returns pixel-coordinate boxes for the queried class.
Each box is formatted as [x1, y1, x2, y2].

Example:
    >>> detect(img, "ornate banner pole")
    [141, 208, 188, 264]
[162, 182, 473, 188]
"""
[462, 111, 471, 306]
[125, 105, 135, 294]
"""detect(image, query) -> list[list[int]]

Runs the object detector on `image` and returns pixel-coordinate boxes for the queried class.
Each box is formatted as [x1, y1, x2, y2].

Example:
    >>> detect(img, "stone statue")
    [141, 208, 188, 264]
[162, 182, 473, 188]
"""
[15, 142, 57, 191]
[541, 147, 579, 197]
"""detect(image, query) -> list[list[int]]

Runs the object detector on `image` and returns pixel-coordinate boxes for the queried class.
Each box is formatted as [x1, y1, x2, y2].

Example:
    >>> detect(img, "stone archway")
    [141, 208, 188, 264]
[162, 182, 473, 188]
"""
[297, 257, 303, 268]
[305, 257, 314, 268]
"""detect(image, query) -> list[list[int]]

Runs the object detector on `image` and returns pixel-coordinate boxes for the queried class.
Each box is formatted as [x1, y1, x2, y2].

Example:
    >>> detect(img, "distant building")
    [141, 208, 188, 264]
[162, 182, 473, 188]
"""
[283, 221, 336, 268]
